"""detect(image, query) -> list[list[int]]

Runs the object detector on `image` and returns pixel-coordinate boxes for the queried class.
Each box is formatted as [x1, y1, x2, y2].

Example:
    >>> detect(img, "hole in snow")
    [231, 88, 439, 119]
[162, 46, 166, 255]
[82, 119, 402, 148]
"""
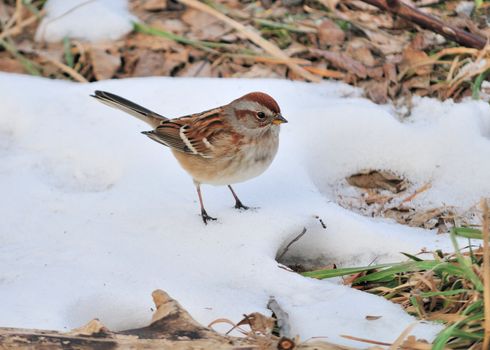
[275, 220, 334, 273]
[332, 169, 481, 234]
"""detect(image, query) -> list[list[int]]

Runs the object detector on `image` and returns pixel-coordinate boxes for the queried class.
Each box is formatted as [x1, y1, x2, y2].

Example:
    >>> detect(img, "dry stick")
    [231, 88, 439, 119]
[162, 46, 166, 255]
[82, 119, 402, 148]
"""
[359, 0, 487, 49]
[277, 227, 307, 261]
[482, 198, 490, 350]
[177, 0, 321, 82]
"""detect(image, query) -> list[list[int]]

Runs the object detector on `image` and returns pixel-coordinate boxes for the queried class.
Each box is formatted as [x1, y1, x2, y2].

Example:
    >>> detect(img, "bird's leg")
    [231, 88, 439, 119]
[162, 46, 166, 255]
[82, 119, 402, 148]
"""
[228, 185, 249, 210]
[196, 183, 217, 224]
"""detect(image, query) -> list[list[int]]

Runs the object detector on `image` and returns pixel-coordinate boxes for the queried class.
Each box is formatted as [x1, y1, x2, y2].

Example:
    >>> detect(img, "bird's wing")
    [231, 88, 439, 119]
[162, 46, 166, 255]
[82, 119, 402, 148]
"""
[143, 107, 239, 159]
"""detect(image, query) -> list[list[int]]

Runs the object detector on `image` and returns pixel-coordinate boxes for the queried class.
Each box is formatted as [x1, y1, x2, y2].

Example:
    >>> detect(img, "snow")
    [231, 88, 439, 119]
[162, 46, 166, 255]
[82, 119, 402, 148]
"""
[35, 0, 134, 43]
[3, 72, 490, 347]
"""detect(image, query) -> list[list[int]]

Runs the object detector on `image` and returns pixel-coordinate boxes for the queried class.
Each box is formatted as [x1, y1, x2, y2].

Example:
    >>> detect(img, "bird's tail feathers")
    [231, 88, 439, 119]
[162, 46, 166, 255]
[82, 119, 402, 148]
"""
[92, 90, 168, 127]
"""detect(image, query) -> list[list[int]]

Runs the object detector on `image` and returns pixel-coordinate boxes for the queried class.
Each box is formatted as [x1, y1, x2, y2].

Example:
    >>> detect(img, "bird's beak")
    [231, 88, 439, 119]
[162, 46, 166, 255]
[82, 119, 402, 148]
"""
[272, 114, 288, 125]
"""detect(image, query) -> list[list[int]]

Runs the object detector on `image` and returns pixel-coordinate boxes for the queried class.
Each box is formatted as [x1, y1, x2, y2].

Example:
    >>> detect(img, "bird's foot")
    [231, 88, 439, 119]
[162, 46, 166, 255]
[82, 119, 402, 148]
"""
[234, 200, 249, 210]
[201, 209, 217, 224]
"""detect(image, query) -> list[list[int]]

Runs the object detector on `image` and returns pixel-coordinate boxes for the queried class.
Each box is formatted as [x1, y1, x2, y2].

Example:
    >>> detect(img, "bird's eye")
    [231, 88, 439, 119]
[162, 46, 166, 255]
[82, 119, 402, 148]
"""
[256, 112, 266, 120]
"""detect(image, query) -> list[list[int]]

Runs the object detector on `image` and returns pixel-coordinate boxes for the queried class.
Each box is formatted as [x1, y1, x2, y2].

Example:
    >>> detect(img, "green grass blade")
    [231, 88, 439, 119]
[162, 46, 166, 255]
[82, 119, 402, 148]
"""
[453, 227, 482, 239]
[472, 69, 490, 100]
[0, 38, 42, 76]
[63, 37, 74, 68]
[419, 289, 471, 297]
[133, 22, 229, 53]
[450, 231, 484, 291]
[301, 263, 394, 279]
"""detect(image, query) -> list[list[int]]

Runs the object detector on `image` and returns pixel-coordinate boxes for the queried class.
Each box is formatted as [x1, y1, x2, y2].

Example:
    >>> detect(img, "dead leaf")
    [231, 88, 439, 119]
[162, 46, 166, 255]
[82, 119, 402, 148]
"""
[143, 0, 167, 11]
[90, 46, 121, 80]
[400, 45, 432, 77]
[68, 319, 109, 336]
[126, 32, 175, 51]
[318, 19, 345, 47]
[347, 170, 407, 193]
[311, 49, 367, 78]
[236, 312, 275, 335]
[363, 80, 389, 104]
[179, 61, 212, 77]
[181, 9, 230, 40]
[132, 50, 166, 76]
[346, 40, 377, 67]
[0, 55, 26, 73]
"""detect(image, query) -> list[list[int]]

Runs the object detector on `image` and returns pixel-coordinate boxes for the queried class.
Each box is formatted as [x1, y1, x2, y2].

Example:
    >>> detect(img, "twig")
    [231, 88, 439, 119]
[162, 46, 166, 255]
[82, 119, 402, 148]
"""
[482, 198, 490, 350]
[277, 228, 307, 261]
[359, 0, 487, 49]
[267, 297, 291, 338]
[177, 0, 321, 82]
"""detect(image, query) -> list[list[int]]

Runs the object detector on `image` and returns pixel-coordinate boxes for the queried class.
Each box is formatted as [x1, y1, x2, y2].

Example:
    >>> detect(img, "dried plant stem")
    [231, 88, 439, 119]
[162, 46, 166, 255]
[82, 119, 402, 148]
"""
[36, 53, 88, 82]
[0, 10, 45, 41]
[482, 198, 490, 350]
[228, 53, 310, 65]
[177, 0, 321, 82]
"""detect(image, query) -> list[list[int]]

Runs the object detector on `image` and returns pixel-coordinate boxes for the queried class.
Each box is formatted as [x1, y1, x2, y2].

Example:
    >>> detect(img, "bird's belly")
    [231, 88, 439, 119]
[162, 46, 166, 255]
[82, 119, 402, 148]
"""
[172, 137, 278, 185]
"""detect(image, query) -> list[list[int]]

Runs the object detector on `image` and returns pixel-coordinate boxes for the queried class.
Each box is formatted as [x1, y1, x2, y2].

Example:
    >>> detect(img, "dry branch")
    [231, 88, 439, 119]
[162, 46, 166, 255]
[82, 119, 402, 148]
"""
[0, 289, 350, 350]
[359, 0, 487, 49]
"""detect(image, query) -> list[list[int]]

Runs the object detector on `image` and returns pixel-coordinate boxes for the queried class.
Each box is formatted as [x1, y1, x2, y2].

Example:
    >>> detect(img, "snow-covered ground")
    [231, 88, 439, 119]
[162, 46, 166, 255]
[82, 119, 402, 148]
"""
[2, 72, 490, 346]
[2, 0, 490, 347]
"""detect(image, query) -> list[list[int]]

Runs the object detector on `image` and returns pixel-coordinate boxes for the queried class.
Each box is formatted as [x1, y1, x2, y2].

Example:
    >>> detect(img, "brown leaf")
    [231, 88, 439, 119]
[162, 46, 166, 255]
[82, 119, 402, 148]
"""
[347, 170, 407, 193]
[132, 50, 166, 77]
[181, 9, 230, 40]
[346, 40, 377, 67]
[90, 46, 121, 80]
[312, 49, 367, 78]
[400, 45, 432, 77]
[236, 312, 275, 335]
[126, 32, 175, 51]
[178, 61, 212, 77]
[0, 55, 27, 74]
[68, 319, 110, 336]
[143, 0, 167, 11]
[318, 19, 345, 47]
[363, 80, 389, 104]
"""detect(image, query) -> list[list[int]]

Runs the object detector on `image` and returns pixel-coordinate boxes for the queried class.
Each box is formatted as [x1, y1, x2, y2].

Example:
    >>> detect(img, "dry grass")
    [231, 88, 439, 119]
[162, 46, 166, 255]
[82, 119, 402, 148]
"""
[303, 203, 490, 349]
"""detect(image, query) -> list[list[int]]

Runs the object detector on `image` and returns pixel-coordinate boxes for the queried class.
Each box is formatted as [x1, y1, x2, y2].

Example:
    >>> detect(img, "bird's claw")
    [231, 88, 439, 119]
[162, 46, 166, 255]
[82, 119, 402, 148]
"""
[201, 210, 217, 224]
[234, 201, 249, 210]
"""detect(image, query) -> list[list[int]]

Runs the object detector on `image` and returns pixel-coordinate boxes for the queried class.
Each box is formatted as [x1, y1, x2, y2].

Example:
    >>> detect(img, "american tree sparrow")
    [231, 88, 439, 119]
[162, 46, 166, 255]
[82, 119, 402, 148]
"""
[92, 90, 287, 224]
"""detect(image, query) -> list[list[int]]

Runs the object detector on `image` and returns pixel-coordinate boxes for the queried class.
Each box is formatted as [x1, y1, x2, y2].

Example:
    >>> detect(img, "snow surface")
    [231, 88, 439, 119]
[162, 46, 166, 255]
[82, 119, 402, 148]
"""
[35, 0, 134, 43]
[3, 72, 490, 346]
